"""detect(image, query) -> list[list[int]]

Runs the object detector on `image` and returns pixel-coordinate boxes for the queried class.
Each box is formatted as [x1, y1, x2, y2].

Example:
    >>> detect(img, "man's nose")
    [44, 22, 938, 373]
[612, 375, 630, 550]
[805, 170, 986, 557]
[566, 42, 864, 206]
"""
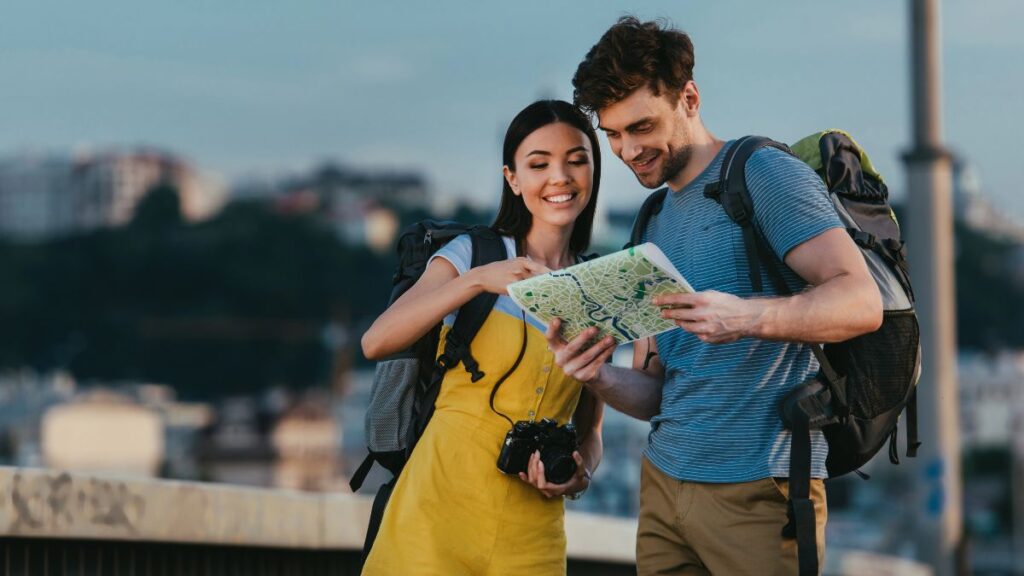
[621, 138, 644, 163]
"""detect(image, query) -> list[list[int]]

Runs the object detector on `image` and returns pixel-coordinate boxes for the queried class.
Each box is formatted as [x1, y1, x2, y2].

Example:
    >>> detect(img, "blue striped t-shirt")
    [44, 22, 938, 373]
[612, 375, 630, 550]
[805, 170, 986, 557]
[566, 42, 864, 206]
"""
[641, 141, 843, 482]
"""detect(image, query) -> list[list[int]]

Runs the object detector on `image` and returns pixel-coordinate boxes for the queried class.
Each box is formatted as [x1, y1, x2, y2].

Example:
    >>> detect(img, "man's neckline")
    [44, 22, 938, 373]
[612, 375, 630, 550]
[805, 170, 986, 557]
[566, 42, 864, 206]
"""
[667, 139, 735, 195]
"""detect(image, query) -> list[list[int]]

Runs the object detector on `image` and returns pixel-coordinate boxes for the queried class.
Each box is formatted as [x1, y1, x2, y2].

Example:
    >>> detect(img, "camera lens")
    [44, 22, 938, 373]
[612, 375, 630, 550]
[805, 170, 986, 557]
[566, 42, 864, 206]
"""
[542, 451, 577, 485]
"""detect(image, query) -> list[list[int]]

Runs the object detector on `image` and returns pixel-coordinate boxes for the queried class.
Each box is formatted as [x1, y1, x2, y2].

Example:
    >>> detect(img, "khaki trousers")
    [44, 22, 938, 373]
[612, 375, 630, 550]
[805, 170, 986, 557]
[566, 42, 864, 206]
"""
[636, 457, 827, 576]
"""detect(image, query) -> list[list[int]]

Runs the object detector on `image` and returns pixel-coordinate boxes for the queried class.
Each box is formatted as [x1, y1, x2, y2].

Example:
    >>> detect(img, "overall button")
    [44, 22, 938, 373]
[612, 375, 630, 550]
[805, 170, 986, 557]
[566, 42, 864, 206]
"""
[541, 365, 551, 373]
[528, 410, 535, 418]
[535, 387, 544, 395]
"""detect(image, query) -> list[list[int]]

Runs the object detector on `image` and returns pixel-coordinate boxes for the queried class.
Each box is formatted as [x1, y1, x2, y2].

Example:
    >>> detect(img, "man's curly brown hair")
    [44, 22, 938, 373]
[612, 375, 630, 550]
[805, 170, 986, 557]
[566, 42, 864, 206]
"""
[572, 17, 695, 115]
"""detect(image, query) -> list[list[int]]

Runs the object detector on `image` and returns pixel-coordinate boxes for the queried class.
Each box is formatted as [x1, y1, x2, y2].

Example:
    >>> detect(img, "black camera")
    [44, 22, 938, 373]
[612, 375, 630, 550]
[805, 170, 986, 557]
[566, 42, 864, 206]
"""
[497, 418, 578, 484]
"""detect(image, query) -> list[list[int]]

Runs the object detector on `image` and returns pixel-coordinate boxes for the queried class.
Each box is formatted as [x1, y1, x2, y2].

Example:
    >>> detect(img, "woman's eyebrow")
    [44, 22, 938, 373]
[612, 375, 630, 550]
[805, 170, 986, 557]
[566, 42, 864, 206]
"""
[527, 146, 588, 157]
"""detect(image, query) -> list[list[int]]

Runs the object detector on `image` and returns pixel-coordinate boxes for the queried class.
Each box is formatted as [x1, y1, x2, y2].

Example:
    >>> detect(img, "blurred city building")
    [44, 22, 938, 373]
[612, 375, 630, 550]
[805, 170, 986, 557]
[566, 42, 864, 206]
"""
[72, 149, 225, 228]
[959, 351, 1024, 448]
[0, 373, 214, 480]
[0, 154, 75, 239]
[953, 155, 1024, 243]
[0, 148, 226, 241]
[0, 370, 78, 468]
[957, 350, 1021, 569]
[41, 389, 164, 477]
[235, 162, 426, 250]
[196, 396, 275, 487]
[271, 393, 342, 492]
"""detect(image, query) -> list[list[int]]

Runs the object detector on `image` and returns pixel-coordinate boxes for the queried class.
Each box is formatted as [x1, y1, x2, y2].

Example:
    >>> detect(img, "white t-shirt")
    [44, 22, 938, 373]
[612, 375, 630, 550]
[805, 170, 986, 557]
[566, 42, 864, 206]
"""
[427, 234, 546, 332]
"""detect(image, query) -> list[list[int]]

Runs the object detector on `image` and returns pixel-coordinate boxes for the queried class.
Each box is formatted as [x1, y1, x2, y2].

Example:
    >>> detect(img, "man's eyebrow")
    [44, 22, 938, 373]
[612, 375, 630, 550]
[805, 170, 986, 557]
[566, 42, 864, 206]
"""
[625, 117, 654, 132]
[598, 117, 653, 133]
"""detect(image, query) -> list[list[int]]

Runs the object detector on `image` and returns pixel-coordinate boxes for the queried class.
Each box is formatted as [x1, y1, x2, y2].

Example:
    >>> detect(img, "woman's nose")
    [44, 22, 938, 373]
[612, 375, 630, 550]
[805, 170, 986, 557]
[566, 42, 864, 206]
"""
[549, 164, 571, 185]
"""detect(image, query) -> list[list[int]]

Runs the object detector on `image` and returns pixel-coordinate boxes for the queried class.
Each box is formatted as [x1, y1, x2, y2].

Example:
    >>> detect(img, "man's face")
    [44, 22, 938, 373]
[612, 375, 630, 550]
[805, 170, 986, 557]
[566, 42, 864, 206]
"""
[597, 85, 694, 189]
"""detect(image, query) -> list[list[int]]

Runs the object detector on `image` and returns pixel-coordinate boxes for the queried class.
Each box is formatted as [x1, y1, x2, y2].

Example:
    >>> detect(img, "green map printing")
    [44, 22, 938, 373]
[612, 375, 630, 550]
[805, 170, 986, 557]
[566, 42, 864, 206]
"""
[507, 246, 690, 345]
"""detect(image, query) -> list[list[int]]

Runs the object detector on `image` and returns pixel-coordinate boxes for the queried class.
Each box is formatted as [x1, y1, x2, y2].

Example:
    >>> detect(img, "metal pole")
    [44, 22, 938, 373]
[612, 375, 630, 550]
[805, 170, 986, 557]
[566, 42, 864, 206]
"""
[903, 0, 963, 574]
[1015, 399, 1024, 574]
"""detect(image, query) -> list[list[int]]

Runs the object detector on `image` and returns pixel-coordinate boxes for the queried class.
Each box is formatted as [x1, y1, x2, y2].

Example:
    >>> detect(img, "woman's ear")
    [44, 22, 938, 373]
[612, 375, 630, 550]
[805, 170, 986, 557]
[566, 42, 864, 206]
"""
[503, 165, 520, 196]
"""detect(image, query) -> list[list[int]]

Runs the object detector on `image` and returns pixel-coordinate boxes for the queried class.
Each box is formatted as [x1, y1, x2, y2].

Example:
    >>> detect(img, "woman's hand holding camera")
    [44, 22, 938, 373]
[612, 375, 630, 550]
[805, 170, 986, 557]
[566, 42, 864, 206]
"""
[469, 257, 549, 295]
[518, 450, 590, 499]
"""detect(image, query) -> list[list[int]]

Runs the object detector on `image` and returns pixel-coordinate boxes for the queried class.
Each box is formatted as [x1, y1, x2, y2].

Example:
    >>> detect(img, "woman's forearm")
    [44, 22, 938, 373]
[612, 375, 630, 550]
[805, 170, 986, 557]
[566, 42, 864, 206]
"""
[361, 266, 484, 359]
[578, 428, 603, 475]
[574, 391, 604, 475]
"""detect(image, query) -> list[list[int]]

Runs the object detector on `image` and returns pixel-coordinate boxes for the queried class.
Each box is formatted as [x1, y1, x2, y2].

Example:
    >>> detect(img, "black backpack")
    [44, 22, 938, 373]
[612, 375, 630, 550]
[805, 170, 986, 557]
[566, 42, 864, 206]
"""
[349, 220, 507, 560]
[628, 132, 921, 576]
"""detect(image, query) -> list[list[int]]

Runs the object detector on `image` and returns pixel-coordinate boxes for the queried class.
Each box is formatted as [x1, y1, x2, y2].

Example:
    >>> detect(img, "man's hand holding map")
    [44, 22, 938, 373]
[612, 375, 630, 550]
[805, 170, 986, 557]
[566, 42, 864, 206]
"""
[507, 243, 693, 345]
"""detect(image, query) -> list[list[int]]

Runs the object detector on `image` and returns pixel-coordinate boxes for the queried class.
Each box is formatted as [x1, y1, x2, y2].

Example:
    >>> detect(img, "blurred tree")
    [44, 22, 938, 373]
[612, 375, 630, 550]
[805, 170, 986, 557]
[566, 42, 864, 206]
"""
[131, 182, 183, 231]
[4, 197, 1017, 398]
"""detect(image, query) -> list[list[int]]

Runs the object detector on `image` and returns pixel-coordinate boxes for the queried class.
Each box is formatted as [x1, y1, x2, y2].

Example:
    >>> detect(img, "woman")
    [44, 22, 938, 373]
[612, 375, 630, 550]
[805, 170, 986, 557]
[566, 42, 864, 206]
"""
[360, 100, 607, 575]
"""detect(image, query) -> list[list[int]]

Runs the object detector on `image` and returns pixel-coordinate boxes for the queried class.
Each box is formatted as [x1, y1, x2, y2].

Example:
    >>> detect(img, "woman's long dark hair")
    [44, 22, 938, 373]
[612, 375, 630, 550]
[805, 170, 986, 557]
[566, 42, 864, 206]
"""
[492, 100, 602, 256]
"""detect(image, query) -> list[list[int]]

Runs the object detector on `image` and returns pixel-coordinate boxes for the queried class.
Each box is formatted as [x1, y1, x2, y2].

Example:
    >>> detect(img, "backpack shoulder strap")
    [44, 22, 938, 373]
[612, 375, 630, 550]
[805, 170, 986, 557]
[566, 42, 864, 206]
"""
[708, 137, 847, 388]
[703, 136, 793, 293]
[435, 226, 506, 381]
[409, 226, 507, 452]
[625, 188, 669, 249]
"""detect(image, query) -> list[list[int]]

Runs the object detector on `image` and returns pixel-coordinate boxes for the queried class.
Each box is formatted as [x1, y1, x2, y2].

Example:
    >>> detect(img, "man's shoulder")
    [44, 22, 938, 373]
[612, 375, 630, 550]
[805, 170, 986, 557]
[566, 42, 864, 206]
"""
[745, 143, 806, 174]
[744, 143, 826, 198]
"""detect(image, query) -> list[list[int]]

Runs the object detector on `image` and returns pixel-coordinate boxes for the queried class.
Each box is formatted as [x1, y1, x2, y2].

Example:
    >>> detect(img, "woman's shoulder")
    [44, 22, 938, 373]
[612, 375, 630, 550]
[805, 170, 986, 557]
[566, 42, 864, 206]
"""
[449, 232, 516, 258]
[430, 232, 516, 275]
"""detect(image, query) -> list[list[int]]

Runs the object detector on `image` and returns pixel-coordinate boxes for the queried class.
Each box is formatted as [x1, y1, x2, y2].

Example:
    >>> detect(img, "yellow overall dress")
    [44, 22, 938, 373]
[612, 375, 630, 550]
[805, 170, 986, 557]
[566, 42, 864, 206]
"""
[362, 236, 583, 576]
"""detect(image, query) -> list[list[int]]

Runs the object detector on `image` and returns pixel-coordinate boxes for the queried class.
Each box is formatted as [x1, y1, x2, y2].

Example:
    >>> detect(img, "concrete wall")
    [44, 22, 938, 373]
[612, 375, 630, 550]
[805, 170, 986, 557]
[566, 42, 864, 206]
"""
[0, 466, 637, 567]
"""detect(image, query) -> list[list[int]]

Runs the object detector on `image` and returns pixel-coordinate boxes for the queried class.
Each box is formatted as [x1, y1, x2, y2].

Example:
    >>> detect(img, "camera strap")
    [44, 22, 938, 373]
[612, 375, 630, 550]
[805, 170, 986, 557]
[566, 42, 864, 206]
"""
[487, 310, 527, 427]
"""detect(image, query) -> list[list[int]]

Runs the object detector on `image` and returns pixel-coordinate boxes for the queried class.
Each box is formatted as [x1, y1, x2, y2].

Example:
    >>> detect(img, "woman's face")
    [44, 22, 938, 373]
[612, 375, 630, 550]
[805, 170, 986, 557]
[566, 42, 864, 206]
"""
[504, 122, 594, 231]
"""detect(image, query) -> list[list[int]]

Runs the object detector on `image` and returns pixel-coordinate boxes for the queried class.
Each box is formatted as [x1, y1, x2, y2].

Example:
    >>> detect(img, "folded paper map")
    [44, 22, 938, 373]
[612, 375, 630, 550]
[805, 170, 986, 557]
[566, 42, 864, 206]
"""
[507, 243, 694, 345]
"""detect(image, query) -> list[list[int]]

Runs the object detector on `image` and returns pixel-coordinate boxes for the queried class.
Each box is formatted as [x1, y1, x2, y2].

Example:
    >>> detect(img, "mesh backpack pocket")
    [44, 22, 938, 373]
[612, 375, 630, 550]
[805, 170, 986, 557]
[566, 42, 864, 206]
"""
[365, 355, 421, 457]
[822, 309, 920, 475]
[827, 309, 919, 421]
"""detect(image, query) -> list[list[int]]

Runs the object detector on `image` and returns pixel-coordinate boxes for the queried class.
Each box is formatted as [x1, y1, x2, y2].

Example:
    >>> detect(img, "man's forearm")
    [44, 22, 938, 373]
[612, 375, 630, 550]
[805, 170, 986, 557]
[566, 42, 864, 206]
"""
[585, 364, 662, 421]
[750, 273, 882, 343]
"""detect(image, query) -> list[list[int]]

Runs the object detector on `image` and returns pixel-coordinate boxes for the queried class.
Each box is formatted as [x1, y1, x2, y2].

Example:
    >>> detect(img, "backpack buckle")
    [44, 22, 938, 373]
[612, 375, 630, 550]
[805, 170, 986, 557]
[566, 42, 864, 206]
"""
[720, 190, 749, 225]
[848, 229, 877, 249]
[703, 182, 721, 202]
[435, 353, 456, 370]
[439, 333, 486, 381]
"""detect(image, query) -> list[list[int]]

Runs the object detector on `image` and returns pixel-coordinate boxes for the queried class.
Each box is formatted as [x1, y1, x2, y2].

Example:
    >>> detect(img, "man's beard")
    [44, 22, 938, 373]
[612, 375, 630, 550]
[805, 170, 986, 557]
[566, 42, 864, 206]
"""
[635, 144, 692, 189]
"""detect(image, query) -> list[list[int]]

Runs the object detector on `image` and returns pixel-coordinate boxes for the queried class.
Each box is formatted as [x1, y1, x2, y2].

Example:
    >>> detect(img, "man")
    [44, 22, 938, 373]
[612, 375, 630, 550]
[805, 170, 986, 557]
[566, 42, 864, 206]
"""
[546, 17, 883, 575]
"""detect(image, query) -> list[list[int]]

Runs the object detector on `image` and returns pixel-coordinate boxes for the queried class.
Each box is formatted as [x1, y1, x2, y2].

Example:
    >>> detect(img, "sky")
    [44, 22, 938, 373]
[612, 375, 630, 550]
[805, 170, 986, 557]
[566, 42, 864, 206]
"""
[1, 0, 1022, 216]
